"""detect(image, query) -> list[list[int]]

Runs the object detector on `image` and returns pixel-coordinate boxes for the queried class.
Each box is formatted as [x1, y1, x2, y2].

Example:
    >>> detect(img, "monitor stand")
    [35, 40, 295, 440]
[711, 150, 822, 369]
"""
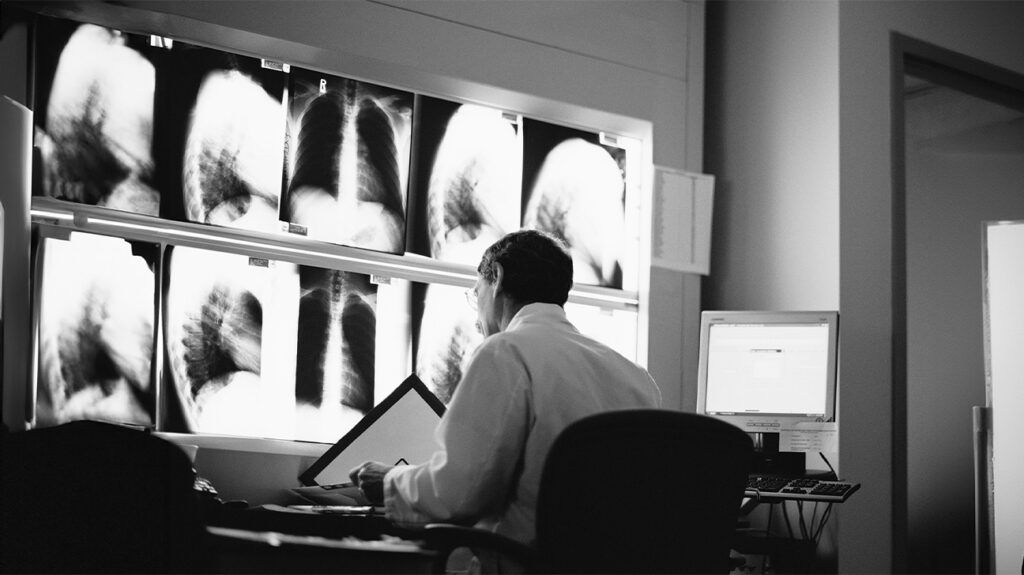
[749, 432, 805, 476]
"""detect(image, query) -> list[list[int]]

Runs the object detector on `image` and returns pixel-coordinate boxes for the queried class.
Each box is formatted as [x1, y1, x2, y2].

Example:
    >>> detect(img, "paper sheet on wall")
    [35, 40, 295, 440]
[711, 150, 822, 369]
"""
[651, 166, 714, 274]
[780, 421, 838, 453]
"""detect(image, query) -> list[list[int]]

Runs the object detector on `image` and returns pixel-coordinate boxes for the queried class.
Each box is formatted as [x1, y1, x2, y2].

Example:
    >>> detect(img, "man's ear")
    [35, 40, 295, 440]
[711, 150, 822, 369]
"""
[492, 262, 505, 295]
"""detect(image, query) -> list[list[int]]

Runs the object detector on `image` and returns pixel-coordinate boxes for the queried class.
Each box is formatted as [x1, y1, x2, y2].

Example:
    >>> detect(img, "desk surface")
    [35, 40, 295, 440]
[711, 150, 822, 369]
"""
[207, 503, 420, 541]
[205, 505, 436, 573]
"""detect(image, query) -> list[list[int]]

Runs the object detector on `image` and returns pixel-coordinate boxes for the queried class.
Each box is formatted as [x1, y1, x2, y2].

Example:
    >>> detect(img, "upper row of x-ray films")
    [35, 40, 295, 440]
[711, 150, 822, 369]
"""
[31, 17, 635, 288]
[30, 16, 413, 252]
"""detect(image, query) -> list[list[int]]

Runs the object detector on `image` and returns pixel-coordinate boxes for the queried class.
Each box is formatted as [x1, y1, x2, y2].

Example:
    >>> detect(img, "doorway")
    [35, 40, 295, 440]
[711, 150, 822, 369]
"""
[893, 36, 1024, 574]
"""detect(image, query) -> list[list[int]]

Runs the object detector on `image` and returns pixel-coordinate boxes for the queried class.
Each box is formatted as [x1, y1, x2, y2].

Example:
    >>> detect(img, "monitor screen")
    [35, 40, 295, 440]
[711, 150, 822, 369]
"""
[696, 311, 838, 433]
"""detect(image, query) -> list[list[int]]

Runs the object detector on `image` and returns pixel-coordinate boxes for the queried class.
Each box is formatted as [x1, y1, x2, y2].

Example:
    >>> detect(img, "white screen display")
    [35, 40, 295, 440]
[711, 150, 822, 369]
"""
[704, 323, 830, 416]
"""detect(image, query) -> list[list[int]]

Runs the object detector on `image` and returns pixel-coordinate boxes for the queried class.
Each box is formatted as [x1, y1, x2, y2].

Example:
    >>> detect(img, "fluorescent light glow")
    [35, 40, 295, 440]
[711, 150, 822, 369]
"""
[30, 206, 637, 308]
[571, 290, 640, 306]
[85, 216, 471, 281]
[29, 209, 74, 221]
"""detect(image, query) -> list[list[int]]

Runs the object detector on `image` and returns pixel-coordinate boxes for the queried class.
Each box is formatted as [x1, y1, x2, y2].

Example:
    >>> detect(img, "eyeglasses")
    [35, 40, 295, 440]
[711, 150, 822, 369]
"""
[464, 288, 478, 311]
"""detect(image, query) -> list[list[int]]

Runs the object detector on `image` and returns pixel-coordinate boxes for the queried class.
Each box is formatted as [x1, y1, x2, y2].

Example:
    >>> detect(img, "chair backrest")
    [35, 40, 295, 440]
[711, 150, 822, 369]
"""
[535, 409, 753, 574]
[1, 420, 207, 573]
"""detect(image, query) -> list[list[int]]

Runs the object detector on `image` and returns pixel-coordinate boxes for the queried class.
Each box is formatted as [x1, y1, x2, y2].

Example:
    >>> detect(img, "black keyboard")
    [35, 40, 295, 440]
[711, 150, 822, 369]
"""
[745, 475, 859, 503]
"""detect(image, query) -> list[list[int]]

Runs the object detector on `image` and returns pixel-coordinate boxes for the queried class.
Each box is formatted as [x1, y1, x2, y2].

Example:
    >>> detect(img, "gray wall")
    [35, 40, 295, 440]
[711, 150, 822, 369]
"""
[906, 102, 1024, 572]
[705, 0, 840, 313]
[839, 3, 1024, 572]
[706, 0, 1024, 571]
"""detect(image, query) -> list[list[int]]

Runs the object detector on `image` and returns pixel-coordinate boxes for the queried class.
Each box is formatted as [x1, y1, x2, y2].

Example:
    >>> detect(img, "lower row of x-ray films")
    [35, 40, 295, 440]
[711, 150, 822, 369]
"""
[32, 232, 637, 441]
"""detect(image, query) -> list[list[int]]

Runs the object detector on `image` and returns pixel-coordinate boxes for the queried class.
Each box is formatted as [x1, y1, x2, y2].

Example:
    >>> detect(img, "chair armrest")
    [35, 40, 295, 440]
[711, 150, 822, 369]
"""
[421, 523, 540, 574]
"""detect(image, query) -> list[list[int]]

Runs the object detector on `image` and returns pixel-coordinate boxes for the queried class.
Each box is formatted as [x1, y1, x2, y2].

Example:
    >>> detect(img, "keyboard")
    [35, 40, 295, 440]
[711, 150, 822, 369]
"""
[745, 475, 860, 503]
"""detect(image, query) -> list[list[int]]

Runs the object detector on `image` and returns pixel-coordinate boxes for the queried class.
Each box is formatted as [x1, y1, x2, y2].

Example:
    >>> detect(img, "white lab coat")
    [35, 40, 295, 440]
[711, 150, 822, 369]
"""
[384, 303, 661, 546]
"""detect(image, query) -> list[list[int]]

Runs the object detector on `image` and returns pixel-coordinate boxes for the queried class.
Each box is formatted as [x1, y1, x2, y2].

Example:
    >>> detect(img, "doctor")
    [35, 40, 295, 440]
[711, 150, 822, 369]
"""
[350, 229, 660, 548]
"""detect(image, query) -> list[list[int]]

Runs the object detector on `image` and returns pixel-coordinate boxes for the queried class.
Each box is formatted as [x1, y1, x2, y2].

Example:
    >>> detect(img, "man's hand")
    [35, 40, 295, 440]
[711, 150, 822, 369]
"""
[348, 461, 395, 505]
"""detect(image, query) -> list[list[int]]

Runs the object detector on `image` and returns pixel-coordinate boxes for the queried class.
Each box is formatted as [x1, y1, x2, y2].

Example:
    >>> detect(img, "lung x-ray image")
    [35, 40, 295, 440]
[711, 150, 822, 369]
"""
[34, 232, 159, 428]
[412, 282, 484, 403]
[283, 68, 413, 254]
[408, 97, 522, 267]
[522, 120, 629, 289]
[149, 39, 287, 233]
[32, 17, 159, 215]
[163, 246, 382, 442]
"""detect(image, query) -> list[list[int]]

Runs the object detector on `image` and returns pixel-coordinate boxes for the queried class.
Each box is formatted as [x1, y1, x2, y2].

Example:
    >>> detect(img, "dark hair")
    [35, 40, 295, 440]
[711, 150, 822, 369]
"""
[477, 230, 573, 306]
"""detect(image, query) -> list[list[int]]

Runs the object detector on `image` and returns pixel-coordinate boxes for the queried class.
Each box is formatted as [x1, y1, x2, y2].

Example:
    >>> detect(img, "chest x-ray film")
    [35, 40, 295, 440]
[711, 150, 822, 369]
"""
[282, 67, 413, 254]
[299, 374, 445, 486]
[522, 119, 634, 290]
[148, 38, 287, 233]
[163, 245, 408, 442]
[411, 282, 484, 404]
[33, 232, 159, 428]
[32, 17, 159, 216]
[407, 96, 522, 266]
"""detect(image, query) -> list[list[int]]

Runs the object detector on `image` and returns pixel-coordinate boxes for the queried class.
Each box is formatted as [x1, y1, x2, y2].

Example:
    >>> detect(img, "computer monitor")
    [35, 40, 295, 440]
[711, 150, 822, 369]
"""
[696, 311, 839, 474]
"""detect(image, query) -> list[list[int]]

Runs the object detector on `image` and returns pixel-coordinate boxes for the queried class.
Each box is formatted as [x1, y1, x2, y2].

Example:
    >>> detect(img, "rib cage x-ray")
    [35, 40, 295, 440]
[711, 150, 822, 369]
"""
[284, 70, 412, 253]
[522, 121, 628, 289]
[420, 99, 522, 265]
[294, 267, 378, 441]
[148, 40, 287, 232]
[33, 20, 159, 215]
[35, 233, 157, 428]
[164, 247, 273, 438]
[164, 246, 381, 442]
[413, 283, 483, 403]
[182, 69, 286, 231]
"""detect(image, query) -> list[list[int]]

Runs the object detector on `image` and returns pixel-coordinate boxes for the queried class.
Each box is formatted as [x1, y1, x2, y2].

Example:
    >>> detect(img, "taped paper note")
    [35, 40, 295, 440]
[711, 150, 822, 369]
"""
[780, 421, 838, 453]
[651, 166, 714, 274]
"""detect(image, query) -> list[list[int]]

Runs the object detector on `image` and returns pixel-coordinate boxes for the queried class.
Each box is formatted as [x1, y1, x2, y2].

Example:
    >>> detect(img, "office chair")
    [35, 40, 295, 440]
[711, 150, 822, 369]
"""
[423, 409, 754, 574]
[0, 420, 208, 573]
